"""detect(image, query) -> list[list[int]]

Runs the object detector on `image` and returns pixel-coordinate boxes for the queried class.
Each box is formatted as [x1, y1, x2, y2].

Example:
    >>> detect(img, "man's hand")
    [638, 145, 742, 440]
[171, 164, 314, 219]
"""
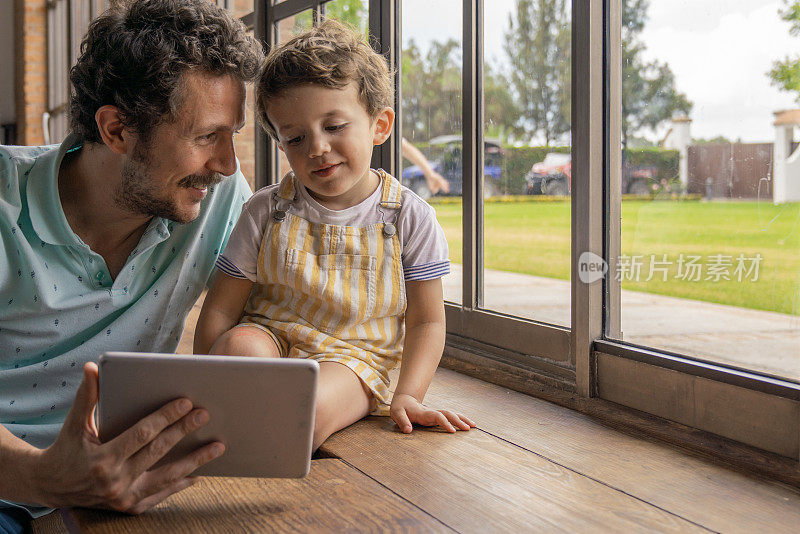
[389, 393, 475, 434]
[424, 171, 450, 195]
[30, 363, 225, 514]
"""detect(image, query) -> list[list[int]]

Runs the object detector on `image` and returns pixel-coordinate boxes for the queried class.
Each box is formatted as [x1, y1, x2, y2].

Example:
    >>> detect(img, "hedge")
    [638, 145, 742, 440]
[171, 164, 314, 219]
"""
[499, 146, 571, 195]
[498, 145, 680, 195]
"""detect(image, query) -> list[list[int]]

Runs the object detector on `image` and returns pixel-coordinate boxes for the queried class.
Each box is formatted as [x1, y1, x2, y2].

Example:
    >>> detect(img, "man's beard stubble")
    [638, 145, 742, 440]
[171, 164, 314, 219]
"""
[115, 140, 224, 224]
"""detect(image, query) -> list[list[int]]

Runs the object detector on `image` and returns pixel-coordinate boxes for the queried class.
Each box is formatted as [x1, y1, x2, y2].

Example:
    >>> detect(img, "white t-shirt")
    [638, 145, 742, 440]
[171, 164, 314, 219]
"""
[218, 173, 450, 282]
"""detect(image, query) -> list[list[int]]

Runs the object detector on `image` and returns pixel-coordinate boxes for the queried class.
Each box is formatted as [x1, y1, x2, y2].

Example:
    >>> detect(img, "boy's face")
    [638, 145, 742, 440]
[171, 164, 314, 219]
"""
[266, 82, 394, 209]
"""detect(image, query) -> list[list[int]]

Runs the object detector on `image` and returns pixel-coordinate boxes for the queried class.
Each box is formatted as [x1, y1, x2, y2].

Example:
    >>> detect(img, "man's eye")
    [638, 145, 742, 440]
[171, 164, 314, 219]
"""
[199, 133, 216, 141]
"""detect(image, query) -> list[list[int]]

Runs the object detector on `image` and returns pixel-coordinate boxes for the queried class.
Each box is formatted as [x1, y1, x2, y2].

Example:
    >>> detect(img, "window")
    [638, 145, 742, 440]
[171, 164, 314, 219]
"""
[46, 0, 111, 144]
[255, 0, 800, 461]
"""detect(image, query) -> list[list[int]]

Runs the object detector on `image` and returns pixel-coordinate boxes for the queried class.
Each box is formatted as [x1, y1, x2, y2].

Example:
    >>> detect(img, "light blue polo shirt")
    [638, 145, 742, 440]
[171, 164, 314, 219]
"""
[0, 134, 251, 453]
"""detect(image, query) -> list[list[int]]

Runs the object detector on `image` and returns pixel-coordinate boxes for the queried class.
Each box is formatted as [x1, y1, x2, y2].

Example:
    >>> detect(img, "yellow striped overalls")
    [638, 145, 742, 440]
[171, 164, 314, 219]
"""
[241, 170, 406, 415]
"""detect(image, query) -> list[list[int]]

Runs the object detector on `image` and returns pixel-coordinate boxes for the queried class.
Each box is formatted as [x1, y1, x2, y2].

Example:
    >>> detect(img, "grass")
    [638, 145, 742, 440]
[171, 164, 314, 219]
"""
[433, 199, 800, 315]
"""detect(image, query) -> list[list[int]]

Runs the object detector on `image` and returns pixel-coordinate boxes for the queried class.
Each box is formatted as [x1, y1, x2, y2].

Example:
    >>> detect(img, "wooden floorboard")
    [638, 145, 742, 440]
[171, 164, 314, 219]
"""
[321, 418, 709, 533]
[417, 368, 800, 533]
[51, 459, 448, 533]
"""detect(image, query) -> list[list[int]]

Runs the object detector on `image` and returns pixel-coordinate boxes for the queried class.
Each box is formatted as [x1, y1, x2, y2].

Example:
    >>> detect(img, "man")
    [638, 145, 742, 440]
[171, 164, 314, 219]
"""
[0, 0, 264, 525]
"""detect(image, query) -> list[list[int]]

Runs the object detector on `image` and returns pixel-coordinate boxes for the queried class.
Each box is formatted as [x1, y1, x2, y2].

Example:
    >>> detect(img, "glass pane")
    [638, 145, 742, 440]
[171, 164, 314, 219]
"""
[235, 29, 258, 191]
[277, 9, 314, 44]
[401, 0, 463, 305]
[615, 1, 800, 380]
[323, 0, 368, 35]
[231, 0, 253, 19]
[479, 0, 571, 326]
[273, 11, 315, 181]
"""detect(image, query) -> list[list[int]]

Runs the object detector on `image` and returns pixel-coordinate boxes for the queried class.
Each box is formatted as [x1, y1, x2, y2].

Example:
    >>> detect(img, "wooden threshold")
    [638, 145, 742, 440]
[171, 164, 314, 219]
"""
[442, 345, 800, 489]
[320, 368, 800, 533]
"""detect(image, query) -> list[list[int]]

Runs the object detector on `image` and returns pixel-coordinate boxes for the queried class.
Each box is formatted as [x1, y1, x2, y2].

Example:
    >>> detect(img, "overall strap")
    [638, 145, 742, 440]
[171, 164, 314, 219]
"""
[271, 172, 297, 222]
[377, 169, 403, 210]
[276, 172, 297, 201]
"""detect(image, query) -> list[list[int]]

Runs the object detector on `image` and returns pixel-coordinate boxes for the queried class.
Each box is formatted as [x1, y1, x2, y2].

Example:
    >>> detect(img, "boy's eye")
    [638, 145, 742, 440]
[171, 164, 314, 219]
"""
[326, 124, 347, 132]
[286, 135, 304, 145]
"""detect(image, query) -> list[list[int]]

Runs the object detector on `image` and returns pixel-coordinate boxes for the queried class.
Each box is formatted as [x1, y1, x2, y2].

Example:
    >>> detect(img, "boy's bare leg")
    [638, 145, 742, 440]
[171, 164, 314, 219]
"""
[208, 325, 282, 358]
[313, 362, 372, 451]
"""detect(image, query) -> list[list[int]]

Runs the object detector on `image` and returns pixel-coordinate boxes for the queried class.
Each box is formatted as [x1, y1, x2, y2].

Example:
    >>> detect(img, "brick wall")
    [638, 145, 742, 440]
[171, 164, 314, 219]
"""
[14, 0, 48, 146]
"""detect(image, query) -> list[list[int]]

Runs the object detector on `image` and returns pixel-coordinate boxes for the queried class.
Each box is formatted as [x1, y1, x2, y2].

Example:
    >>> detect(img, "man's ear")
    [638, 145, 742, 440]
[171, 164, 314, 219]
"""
[372, 107, 395, 146]
[94, 105, 131, 155]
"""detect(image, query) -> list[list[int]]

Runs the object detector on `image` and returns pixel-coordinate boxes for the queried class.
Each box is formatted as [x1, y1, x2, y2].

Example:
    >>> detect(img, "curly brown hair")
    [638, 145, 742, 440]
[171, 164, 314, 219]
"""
[69, 0, 265, 144]
[256, 19, 394, 140]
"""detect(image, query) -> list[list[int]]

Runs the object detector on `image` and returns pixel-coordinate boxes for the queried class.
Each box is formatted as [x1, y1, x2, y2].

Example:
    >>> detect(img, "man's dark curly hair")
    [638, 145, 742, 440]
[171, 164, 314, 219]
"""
[69, 0, 265, 144]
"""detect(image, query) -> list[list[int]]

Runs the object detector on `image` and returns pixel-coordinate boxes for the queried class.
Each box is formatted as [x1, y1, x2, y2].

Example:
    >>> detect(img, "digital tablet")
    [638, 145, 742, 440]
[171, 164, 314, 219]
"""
[98, 352, 318, 478]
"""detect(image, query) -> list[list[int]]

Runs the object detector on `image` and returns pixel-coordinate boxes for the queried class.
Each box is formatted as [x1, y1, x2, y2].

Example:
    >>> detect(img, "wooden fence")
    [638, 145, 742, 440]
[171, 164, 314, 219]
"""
[687, 143, 774, 199]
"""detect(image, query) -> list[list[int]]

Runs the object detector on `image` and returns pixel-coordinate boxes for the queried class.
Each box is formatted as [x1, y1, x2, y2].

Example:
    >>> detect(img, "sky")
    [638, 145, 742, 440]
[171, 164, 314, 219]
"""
[402, 0, 799, 144]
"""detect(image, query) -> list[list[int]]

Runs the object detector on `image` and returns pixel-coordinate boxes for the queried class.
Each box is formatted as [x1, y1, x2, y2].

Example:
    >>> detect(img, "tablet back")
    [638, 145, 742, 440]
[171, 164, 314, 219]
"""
[98, 352, 318, 478]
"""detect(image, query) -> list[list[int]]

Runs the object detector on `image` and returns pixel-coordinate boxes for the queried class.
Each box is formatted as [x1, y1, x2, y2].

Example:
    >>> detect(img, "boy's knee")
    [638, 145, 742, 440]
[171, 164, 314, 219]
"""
[209, 326, 279, 358]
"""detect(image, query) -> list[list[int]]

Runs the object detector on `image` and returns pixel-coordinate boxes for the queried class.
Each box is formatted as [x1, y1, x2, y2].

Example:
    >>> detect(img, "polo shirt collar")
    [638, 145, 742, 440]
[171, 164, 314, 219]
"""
[26, 133, 172, 247]
[27, 133, 85, 247]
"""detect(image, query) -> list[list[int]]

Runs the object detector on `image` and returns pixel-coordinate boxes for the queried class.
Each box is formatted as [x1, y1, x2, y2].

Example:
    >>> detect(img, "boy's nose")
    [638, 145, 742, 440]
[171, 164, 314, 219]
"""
[308, 134, 331, 158]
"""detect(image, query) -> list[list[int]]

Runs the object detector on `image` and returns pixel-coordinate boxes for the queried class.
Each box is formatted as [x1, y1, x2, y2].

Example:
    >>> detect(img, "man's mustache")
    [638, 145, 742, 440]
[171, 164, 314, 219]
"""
[178, 172, 224, 189]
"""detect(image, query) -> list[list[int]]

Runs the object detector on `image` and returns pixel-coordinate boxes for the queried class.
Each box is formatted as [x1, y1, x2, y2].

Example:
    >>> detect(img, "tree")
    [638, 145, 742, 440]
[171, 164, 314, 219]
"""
[400, 38, 463, 141]
[484, 63, 520, 144]
[621, 0, 692, 147]
[293, 1, 368, 36]
[504, 0, 571, 146]
[768, 1, 800, 103]
[324, 0, 368, 34]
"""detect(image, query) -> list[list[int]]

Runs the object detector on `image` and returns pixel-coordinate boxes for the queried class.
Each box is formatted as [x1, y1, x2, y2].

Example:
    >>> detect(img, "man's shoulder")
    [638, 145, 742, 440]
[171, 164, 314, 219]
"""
[0, 144, 58, 224]
[0, 144, 57, 179]
[0, 143, 56, 161]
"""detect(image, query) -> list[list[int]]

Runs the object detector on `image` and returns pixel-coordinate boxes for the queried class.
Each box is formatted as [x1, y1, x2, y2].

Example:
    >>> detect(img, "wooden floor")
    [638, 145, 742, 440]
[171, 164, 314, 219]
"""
[32, 366, 800, 533]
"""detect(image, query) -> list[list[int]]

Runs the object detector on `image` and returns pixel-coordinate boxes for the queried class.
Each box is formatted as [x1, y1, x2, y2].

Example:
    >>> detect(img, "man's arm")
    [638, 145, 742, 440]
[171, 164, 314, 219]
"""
[401, 138, 450, 194]
[0, 363, 224, 513]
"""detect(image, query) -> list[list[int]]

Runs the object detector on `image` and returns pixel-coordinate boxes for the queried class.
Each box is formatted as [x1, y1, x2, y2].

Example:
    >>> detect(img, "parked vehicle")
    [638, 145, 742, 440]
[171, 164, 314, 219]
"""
[402, 135, 504, 199]
[525, 152, 571, 196]
[525, 152, 658, 196]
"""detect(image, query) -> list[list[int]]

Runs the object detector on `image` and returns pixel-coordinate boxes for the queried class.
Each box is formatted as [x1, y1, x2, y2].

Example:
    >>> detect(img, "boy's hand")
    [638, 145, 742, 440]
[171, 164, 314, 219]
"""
[390, 393, 475, 434]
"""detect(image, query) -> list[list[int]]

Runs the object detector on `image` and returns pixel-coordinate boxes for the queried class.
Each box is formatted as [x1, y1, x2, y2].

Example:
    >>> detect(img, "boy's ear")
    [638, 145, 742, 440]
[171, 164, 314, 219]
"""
[372, 107, 395, 145]
[95, 105, 131, 155]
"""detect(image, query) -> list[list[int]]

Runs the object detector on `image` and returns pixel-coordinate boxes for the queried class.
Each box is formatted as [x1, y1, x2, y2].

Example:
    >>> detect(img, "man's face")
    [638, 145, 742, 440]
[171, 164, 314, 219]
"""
[115, 71, 246, 223]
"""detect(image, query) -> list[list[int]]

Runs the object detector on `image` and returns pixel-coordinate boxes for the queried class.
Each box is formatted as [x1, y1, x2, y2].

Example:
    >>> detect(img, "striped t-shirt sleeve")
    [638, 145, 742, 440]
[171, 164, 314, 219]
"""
[215, 255, 247, 279]
[404, 260, 450, 281]
[401, 195, 451, 281]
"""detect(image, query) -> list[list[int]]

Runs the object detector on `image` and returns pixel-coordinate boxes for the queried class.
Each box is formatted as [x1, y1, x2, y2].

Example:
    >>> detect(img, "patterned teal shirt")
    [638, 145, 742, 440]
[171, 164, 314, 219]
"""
[0, 134, 251, 450]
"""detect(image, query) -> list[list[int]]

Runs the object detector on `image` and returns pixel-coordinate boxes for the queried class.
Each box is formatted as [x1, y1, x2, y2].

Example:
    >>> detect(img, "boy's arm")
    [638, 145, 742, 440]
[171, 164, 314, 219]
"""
[194, 272, 254, 354]
[391, 278, 475, 433]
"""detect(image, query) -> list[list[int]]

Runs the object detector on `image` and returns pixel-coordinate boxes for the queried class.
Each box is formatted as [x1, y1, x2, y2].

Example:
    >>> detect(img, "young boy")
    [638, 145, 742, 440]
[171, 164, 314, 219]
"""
[195, 20, 474, 450]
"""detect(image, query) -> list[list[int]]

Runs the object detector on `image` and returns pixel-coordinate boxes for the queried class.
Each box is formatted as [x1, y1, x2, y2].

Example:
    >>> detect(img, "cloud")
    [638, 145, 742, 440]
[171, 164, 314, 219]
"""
[640, 1, 798, 142]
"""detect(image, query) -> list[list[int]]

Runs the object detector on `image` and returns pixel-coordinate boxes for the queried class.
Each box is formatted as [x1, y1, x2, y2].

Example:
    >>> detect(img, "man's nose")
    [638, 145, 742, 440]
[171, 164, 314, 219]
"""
[207, 135, 237, 177]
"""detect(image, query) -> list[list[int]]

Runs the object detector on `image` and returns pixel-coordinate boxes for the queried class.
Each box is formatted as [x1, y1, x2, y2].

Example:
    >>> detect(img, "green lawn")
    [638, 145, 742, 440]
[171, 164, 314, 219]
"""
[433, 199, 800, 315]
